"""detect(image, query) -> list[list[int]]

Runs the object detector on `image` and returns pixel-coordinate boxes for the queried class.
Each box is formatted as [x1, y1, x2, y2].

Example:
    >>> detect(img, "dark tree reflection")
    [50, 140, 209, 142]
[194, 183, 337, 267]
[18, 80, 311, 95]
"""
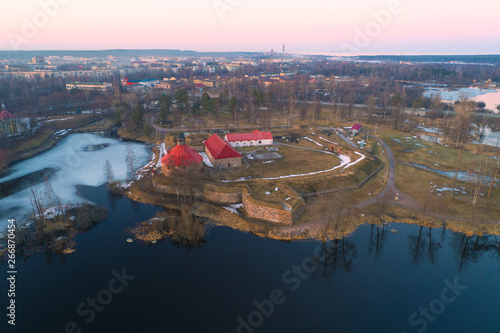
[367, 223, 387, 259]
[313, 238, 358, 279]
[427, 228, 442, 264]
[408, 227, 442, 265]
[450, 233, 499, 272]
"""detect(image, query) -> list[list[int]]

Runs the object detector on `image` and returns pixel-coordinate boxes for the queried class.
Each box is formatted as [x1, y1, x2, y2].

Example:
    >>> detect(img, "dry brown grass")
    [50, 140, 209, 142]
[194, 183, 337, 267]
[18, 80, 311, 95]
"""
[396, 162, 500, 221]
[217, 144, 341, 181]
[14, 127, 56, 153]
[378, 128, 497, 171]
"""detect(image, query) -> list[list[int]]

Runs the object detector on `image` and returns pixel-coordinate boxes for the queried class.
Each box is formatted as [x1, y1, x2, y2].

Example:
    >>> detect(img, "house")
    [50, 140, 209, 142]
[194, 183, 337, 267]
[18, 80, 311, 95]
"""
[351, 124, 362, 135]
[161, 133, 203, 176]
[0, 105, 15, 122]
[0, 102, 28, 138]
[204, 134, 242, 168]
[66, 82, 113, 93]
[224, 130, 273, 147]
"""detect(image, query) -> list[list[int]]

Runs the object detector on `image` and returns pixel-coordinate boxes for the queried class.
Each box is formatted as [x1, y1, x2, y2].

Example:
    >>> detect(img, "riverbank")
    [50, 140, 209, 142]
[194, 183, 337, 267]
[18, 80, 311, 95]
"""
[123, 130, 500, 243]
[9, 116, 120, 165]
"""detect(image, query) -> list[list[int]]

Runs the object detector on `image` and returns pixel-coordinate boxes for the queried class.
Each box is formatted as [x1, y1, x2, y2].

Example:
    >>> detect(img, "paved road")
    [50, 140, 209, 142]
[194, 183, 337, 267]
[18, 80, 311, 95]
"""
[337, 132, 358, 149]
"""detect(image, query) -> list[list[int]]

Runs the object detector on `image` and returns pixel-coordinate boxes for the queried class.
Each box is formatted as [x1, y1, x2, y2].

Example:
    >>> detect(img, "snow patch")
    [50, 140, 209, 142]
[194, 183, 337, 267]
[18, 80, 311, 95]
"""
[200, 152, 214, 167]
[319, 136, 337, 145]
[303, 137, 324, 147]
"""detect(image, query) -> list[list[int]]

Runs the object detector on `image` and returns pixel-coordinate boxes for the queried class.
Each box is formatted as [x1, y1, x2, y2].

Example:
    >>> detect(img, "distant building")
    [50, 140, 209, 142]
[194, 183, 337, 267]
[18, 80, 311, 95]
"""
[351, 124, 362, 135]
[0, 102, 29, 138]
[224, 130, 273, 147]
[32, 56, 45, 65]
[66, 82, 113, 93]
[155, 81, 173, 90]
[193, 78, 221, 88]
[204, 134, 242, 168]
[0, 69, 113, 81]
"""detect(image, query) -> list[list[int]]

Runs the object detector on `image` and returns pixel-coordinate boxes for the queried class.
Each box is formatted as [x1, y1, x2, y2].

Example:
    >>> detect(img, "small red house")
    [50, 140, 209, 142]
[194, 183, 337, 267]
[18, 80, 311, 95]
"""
[351, 124, 362, 135]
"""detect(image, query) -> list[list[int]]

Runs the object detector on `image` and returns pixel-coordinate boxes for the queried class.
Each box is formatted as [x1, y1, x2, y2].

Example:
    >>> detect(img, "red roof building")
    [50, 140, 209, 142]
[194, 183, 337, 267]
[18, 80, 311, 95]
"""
[224, 130, 273, 147]
[351, 124, 362, 131]
[161, 136, 203, 176]
[204, 134, 242, 168]
[0, 110, 15, 122]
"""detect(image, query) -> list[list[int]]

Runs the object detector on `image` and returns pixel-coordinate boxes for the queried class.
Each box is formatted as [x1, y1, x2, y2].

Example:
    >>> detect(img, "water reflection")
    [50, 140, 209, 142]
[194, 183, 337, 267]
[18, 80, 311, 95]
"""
[311, 223, 500, 279]
[313, 237, 358, 278]
[408, 226, 442, 265]
[367, 224, 388, 259]
[451, 233, 500, 272]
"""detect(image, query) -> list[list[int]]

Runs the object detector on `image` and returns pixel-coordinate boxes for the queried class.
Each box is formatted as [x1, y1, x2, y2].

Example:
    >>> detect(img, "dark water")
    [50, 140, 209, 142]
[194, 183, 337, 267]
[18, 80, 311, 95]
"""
[1, 185, 500, 333]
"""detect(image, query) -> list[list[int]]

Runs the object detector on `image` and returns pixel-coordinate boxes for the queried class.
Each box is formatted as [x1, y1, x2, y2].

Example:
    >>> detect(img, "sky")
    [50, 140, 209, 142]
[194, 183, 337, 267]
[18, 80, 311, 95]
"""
[1, 0, 499, 55]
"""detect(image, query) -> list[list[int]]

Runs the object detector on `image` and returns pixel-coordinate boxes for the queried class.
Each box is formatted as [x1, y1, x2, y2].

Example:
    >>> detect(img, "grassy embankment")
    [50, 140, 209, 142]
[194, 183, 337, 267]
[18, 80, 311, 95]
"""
[376, 127, 500, 223]
[12, 114, 105, 156]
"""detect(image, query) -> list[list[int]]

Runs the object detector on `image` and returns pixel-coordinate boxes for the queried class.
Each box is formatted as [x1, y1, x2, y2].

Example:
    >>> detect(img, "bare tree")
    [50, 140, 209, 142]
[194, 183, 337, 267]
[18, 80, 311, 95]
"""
[30, 188, 46, 225]
[451, 151, 463, 197]
[452, 95, 475, 146]
[103, 159, 114, 183]
[125, 145, 136, 180]
[168, 164, 204, 206]
[0, 148, 12, 175]
[469, 155, 495, 220]
[287, 88, 297, 127]
[313, 100, 322, 122]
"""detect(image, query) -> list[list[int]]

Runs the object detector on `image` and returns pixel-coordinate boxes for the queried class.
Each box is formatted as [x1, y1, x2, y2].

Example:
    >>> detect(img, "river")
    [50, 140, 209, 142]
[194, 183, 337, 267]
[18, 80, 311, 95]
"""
[1, 184, 499, 332]
[0, 135, 499, 333]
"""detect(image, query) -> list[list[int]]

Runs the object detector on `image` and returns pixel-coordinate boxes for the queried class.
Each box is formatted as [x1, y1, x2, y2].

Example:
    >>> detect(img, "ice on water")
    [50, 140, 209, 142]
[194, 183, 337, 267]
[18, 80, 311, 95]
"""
[0, 134, 150, 231]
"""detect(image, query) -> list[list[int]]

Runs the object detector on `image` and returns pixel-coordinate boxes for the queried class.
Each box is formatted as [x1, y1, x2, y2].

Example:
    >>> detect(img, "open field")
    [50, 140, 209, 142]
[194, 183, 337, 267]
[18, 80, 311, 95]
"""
[13, 127, 56, 153]
[378, 128, 498, 171]
[396, 162, 500, 221]
[215, 144, 342, 181]
[287, 156, 383, 194]
[44, 114, 102, 130]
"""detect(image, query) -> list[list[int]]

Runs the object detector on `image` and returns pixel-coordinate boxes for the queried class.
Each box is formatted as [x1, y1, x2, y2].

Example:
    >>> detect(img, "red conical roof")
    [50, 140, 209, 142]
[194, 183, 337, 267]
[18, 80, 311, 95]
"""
[0, 110, 15, 122]
[161, 144, 203, 167]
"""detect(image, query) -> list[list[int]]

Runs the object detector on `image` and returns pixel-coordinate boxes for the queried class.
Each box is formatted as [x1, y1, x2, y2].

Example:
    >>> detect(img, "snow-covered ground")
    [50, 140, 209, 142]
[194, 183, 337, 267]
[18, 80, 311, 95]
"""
[200, 152, 214, 167]
[155, 143, 165, 169]
[43, 117, 75, 123]
[222, 203, 243, 215]
[319, 136, 338, 145]
[303, 137, 324, 147]
[0, 133, 150, 232]
[424, 87, 497, 101]
[424, 87, 500, 113]
[416, 126, 441, 134]
[471, 91, 500, 113]
[472, 126, 500, 147]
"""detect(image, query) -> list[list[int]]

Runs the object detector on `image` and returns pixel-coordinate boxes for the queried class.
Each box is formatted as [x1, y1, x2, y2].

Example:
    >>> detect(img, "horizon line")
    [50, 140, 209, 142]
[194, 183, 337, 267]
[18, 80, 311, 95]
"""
[0, 49, 500, 57]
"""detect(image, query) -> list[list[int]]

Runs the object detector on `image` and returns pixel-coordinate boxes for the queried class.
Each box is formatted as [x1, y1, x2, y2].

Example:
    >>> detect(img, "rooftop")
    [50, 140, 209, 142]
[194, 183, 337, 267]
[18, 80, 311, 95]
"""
[204, 134, 242, 160]
[225, 130, 273, 142]
[161, 144, 203, 167]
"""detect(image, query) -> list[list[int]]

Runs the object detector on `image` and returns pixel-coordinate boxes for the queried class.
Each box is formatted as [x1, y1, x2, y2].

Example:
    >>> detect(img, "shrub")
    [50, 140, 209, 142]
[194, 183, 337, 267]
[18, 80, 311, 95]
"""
[71, 204, 108, 230]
